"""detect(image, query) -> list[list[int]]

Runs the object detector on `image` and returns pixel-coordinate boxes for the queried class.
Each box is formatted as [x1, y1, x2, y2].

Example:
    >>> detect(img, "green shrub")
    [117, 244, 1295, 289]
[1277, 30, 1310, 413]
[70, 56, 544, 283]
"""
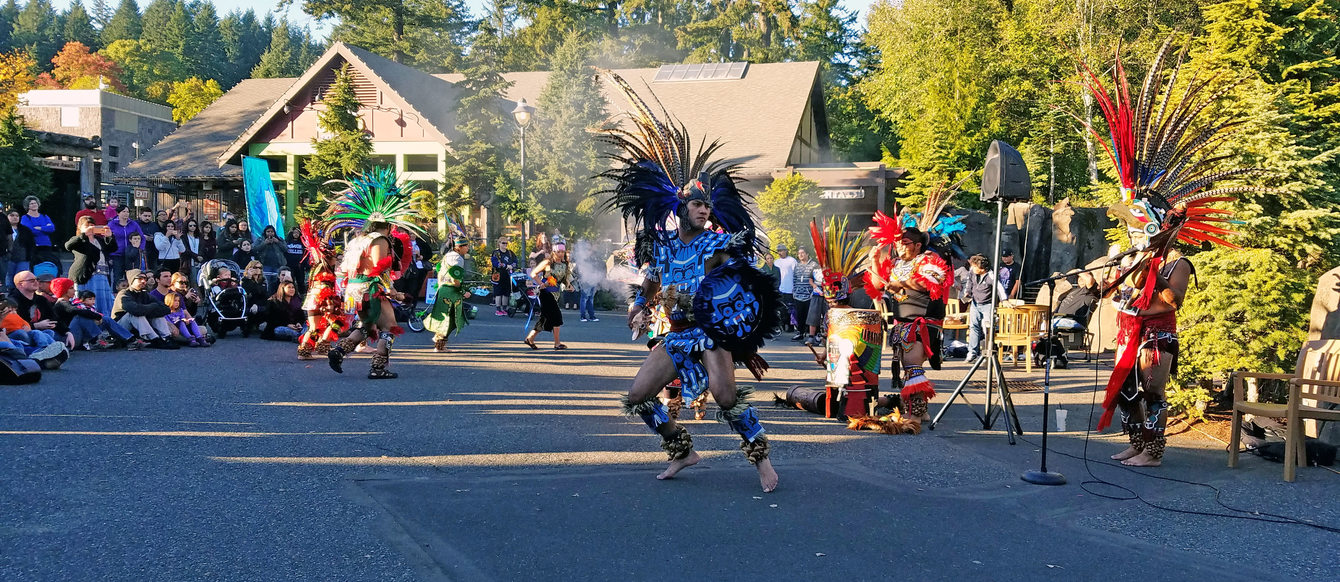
[1167, 386, 1213, 422]
[1176, 248, 1310, 389]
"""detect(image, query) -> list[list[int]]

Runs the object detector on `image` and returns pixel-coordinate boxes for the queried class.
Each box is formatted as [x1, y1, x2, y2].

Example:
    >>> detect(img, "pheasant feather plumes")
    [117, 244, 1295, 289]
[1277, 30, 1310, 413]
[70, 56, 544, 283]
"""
[1075, 37, 1266, 249]
[810, 216, 867, 281]
[324, 166, 426, 239]
[593, 69, 757, 245]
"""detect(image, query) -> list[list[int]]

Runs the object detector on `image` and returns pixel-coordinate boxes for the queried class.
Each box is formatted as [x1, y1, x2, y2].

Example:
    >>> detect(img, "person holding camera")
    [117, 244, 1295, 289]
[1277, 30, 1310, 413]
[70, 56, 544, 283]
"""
[153, 222, 186, 273]
[253, 225, 288, 294]
[66, 216, 118, 318]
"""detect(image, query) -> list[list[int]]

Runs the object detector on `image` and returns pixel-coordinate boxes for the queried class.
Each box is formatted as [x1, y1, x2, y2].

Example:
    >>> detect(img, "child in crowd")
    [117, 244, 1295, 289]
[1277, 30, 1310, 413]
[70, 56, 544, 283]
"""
[51, 277, 133, 350]
[0, 299, 64, 361]
[163, 287, 208, 347]
[124, 232, 147, 275]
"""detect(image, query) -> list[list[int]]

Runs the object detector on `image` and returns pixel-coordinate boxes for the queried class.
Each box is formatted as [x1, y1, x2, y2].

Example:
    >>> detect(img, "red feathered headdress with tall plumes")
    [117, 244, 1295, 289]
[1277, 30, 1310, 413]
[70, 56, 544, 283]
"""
[862, 210, 901, 299]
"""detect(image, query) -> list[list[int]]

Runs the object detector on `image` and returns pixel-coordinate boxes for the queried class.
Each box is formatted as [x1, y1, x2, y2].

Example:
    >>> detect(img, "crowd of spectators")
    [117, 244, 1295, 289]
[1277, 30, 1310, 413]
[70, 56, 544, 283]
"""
[0, 194, 320, 376]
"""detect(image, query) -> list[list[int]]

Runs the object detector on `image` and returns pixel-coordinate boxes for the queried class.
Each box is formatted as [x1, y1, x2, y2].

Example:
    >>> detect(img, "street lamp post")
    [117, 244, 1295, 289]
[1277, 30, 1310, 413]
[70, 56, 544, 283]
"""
[511, 98, 535, 259]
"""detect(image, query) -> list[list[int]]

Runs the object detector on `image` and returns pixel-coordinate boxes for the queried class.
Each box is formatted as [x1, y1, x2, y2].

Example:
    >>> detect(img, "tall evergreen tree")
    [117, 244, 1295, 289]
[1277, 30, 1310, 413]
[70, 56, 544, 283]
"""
[527, 32, 608, 236]
[62, 1, 98, 50]
[444, 22, 521, 229]
[0, 0, 18, 53]
[184, 1, 222, 81]
[0, 109, 52, 206]
[12, 0, 61, 65]
[100, 0, 141, 45]
[676, 0, 799, 63]
[138, 0, 177, 51]
[91, 0, 112, 28]
[319, 0, 471, 71]
[301, 63, 372, 200]
[251, 19, 296, 78]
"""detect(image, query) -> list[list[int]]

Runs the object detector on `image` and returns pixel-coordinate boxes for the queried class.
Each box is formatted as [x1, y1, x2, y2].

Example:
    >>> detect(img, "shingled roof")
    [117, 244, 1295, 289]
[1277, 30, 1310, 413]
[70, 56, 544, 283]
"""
[117, 43, 826, 182]
[440, 61, 827, 177]
[117, 77, 293, 180]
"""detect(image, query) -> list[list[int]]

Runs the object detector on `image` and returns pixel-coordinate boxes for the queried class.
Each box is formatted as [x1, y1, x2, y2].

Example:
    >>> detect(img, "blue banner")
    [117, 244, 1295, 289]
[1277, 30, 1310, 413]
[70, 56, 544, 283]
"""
[242, 155, 285, 241]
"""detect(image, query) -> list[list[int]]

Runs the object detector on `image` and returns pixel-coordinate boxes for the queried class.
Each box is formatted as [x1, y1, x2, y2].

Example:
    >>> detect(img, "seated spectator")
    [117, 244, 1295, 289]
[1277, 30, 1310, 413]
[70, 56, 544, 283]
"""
[111, 269, 178, 350]
[239, 260, 268, 337]
[232, 239, 255, 269]
[1052, 272, 1099, 332]
[0, 328, 31, 360]
[51, 278, 133, 350]
[163, 283, 208, 347]
[148, 267, 175, 303]
[0, 299, 65, 363]
[7, 270, 71, 350]
[261, 281, 304, 341]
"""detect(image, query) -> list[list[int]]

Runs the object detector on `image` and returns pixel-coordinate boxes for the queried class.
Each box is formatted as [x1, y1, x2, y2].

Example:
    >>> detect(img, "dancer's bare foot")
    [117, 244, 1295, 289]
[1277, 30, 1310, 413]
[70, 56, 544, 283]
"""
[656, 451, 700, 480]
[756, 458, 779, 493]
[1121, 452, 1162, 467]
[1110, 446, 1141, 461]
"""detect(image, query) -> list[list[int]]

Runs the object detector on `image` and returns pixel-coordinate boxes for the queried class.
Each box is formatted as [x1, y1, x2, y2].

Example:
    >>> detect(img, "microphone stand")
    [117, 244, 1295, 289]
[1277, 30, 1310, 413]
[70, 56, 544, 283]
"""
[1018, 262, 1110, 486]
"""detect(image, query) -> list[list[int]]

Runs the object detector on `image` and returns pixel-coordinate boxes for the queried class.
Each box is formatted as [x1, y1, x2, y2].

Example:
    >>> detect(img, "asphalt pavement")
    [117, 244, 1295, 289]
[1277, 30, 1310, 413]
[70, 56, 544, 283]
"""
[2, 310, 1335, 581]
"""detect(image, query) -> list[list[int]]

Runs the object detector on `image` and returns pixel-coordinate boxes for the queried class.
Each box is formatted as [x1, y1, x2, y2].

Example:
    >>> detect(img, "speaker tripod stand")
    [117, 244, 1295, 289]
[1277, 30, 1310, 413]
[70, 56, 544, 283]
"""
[927, 345, 1023, 443]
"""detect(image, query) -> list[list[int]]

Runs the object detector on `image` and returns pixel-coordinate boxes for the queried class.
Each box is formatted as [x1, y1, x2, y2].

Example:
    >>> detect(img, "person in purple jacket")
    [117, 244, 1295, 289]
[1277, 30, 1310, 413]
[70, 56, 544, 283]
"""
[20, 196, 57, 269]
[107, 205, 143, 288]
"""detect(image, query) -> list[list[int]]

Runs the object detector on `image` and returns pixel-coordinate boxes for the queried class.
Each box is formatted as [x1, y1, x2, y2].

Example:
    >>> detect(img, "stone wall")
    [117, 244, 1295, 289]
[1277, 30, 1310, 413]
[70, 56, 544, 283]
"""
[948, 200, 1116, 284]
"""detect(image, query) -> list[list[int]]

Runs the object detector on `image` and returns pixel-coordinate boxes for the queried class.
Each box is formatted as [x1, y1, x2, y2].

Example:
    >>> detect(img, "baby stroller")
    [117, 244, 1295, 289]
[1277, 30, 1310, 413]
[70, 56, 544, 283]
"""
[198, 259, 248, 336]
[506, 271, 534, 318]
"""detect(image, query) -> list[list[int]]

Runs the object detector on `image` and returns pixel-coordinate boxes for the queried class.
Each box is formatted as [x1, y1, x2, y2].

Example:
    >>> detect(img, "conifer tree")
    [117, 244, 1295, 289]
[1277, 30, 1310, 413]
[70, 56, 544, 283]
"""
[301, 63, 372, 200]
[251, 19, 296, 78]
[62, 2, 98, 50]
[527, 32, 607, 236]
[100, 0, 140, 45]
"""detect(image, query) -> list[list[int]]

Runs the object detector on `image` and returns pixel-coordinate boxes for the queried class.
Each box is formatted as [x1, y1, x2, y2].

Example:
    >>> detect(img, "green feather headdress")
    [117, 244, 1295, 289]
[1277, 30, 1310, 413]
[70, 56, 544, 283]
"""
[324, 166, 426, 238]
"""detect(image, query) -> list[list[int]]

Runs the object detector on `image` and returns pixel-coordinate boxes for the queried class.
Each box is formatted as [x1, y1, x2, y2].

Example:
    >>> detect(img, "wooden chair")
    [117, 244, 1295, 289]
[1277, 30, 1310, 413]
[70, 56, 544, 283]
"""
[993, 306, 1047, 373]
[942, 299, 968, 342]
[1229, 339, 1340, 481]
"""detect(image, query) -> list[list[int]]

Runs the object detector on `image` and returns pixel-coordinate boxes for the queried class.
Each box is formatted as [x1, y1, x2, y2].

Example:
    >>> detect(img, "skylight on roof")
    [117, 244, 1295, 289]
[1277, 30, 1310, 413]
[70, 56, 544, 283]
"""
[653, 62, 748, 82]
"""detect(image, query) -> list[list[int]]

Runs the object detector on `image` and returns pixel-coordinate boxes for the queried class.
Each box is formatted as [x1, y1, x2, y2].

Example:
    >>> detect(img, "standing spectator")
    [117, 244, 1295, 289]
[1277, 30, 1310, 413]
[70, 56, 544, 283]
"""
[578, 268, 599, 322]
[181, 219, 202, 278]
[199, 221, 218, 264]
[153, 222, 186, 273]
[773, 243, 798, 332]
[74, 194, 108, 226]
[999, 250, 1022, 300]
[111, 269, 177, 349]
[217, 220, 239, 259]
[236, 220, 251, 242]
[123, 232, 148, 278]
[137, 207, 160, 268]
[107, 205, 142, 287]
[490, 235, 518, 316]
[393, 245, 427, 309]
[155, 210, 171, 236]
[1, 209, 35, 289]
[65, 216, 118, 318]
[960, 254, 1004, 361]
[253, 225, 287, 293]
[21, 196, 57, 269]
[284, 227, 307, 293]
[167, 197, 192, 230]
[231, 239, 255, 270]
[790, 247, 817, 341]
[261, 281, 304, 341]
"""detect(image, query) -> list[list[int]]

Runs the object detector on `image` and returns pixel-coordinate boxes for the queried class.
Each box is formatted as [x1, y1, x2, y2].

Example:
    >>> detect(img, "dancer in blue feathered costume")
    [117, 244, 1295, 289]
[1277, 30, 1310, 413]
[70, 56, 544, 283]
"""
[595, 69, 781, 493]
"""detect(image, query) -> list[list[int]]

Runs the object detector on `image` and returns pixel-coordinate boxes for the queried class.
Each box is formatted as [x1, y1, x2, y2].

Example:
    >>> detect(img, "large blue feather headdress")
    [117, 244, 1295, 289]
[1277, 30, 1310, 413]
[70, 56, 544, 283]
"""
[323, 166, 426, 239]
[593, 70, 759, 263]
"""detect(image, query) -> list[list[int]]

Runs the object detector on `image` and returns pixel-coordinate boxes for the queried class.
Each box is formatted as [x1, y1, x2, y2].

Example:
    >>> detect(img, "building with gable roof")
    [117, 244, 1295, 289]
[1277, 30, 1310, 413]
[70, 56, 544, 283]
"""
[115, 42, 899, 239]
